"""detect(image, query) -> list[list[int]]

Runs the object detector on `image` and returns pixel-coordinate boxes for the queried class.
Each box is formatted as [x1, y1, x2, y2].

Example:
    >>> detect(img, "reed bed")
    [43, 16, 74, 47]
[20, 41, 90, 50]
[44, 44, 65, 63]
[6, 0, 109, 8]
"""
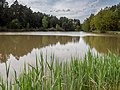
[0, 51, 120, 90]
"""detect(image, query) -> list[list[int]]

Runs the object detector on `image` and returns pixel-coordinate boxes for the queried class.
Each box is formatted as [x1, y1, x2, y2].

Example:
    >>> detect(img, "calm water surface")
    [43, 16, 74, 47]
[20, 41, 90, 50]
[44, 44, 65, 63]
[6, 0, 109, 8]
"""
[0, 32, 120, 79]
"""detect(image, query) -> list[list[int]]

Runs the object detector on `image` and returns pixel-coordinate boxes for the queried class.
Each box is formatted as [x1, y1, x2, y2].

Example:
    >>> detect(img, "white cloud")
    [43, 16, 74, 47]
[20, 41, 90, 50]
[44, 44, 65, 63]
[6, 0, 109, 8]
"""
[6, 0, 120, 22]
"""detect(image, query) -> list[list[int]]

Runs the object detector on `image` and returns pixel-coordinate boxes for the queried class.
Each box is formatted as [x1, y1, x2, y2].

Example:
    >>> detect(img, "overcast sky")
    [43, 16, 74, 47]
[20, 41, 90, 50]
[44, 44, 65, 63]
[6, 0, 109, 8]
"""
[6, 0, 120, 22]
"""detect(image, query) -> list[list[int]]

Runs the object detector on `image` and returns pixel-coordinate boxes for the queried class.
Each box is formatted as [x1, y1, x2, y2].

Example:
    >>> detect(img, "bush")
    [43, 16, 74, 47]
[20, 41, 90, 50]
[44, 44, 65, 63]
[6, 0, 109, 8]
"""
[8, 19, 21, 29]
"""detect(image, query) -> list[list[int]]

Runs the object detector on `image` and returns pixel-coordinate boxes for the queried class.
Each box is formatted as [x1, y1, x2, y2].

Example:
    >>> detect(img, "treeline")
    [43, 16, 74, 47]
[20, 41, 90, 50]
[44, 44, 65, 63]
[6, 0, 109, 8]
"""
[82, 3, 120, 32]
[0, 0, 81, 32]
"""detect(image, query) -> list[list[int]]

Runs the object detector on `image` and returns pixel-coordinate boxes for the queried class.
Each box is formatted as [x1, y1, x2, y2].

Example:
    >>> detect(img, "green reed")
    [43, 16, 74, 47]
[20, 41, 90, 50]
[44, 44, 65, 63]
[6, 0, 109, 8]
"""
[0, 51, 120, 90]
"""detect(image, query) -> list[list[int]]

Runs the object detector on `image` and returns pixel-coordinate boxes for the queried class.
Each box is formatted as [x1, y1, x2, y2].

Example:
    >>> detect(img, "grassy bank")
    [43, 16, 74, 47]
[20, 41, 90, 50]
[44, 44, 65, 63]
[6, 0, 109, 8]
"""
[0, 51, 120, 90]
[92, 30, 120, 35]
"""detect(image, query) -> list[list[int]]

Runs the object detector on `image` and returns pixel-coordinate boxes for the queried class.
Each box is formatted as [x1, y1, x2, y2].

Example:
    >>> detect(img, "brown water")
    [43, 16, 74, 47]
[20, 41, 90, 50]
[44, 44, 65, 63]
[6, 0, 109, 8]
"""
[0, 32, 120, 63]
[0, 35, 79, 62]
[0, 32, 120, 79]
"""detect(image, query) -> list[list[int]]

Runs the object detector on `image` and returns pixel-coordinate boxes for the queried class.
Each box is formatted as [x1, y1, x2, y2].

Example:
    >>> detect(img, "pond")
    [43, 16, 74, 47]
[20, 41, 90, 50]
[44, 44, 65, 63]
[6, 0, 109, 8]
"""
[0, 31, 120, 79]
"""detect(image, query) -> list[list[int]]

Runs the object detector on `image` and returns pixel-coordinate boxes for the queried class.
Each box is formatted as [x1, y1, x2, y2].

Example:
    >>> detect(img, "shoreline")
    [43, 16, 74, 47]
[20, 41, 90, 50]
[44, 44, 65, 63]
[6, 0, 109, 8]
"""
[92, 31, 120, 35]
[0, 28, 81, 32]
[0, 29, 120, 35]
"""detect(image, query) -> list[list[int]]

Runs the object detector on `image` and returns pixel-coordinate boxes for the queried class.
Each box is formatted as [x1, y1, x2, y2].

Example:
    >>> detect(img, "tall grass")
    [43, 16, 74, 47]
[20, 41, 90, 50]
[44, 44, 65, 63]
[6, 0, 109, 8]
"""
[0, 51, 120, 90]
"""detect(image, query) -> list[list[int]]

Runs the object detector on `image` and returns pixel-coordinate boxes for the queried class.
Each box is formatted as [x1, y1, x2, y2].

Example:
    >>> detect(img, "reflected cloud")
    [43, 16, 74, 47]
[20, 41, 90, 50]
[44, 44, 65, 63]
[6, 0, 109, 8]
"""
[0, 36, 93, 80]
[0, 33, 120, 81]
[0, 35, 79, 62]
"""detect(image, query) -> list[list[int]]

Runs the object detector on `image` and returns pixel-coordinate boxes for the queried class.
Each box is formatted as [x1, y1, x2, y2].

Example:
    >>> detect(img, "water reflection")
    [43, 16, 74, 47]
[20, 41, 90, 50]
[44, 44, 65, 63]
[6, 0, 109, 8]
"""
[0, 35, 79, 62]
[0, 35, 90, 80]
[0, 33, 120, 80]
[83, 36, 120, 55]
[0, 34, 120, 63]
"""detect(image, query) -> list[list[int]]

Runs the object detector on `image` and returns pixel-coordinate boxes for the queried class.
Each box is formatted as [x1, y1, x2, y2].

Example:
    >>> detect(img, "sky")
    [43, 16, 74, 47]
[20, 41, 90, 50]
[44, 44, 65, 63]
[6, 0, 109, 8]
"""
[6, 0, 120, 22]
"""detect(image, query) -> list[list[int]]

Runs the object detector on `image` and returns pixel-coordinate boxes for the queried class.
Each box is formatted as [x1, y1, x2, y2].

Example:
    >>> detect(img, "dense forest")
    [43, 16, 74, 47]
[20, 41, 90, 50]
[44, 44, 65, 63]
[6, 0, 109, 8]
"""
[82, 3, 120, 32]
[0, 0, 81, 31]
[1, 0, 120, 32]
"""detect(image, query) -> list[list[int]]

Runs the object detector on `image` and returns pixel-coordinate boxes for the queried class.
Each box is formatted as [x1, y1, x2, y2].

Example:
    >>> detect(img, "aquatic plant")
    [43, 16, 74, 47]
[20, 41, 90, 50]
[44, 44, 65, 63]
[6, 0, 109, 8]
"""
[0, 51, 120, 90]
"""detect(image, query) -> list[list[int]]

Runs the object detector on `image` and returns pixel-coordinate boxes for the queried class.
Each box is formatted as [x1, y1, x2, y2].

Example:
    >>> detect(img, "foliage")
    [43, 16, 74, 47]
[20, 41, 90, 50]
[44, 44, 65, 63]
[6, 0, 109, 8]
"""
[0, 51, 120, 90]
[56, 24, 62, 31]
[42, 16, 48, 29]
[0, 0, 81, 31]
[26, 23, 30, 29]
[82, 14, 94, 32]
[75, 25, 81, 31]
[82, 18, 90, 32]
[74, 19, 81, 31]
[49, 16, 58, 28]
[82, 3, 120, 32]
[8, 19, 21, 29]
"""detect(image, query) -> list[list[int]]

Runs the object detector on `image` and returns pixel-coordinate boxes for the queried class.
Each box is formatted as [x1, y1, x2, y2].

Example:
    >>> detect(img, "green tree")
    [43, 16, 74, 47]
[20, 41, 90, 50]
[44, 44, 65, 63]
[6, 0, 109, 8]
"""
[26, 23, 30, 29]
[2, 0, 120, 32]
[56, 24, 61, 31]
[92, 10, 119, 32]
[75, 25, 81, 31]
[82, 14, 94, 32]
[82, 18, 90, 32]
[42, 16, 48, 29]
[50, 16, 58, 28]
[8, 19, 21, 29]
[0, 0, 9, 26]
[59, 17, 68, 27]
[74, 19, 81, 31]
